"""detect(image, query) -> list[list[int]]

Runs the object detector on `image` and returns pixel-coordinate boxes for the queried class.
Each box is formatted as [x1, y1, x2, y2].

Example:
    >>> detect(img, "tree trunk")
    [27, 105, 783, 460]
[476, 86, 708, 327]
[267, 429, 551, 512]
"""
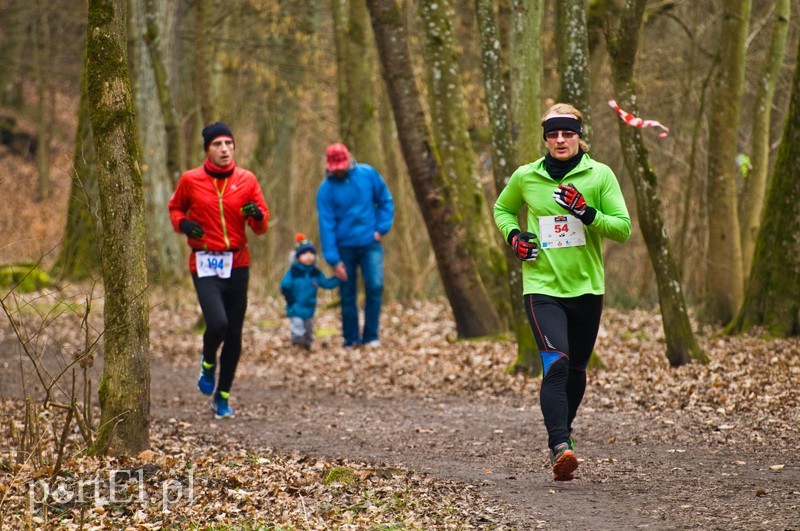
[33, 1, 50, 200]
[142, 0, 186, 183]
[332, 0, 386, 171]
[731, 33, 800, 337]
[0, 0, 26, 107]
[475, 0, 538, 373]
[510, 0, 544, 163]
[52, 55, 102, 280]
[556, 0, 592, 142]
[605, 0, 706, 366]
[704, 0, 750, 323]
[739, 0, 790, 276]
[367, 0, 503, 337]
[419, 0, 510, 330]
[129, 0, 185, 283]
[86, 0, 150, 455]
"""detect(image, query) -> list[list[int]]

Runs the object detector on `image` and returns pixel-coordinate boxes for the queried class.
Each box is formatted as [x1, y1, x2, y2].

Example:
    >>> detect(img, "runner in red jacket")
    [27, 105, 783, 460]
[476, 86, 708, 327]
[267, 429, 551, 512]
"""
[168, 122, 269, 419]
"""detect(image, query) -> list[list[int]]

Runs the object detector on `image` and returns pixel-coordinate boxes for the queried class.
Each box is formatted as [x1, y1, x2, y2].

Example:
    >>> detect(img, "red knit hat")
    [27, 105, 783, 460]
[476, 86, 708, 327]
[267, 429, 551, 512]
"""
[325, 143, 351, 172]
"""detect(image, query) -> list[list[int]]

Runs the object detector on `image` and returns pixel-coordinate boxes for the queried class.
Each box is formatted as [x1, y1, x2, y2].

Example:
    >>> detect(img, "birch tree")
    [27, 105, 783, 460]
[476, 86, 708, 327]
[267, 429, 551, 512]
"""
[86, 0, 150, 455]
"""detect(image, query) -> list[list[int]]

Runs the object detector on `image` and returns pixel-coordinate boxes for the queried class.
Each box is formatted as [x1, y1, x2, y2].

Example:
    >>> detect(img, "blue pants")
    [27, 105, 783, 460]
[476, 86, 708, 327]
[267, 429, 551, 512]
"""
[339, 242, 384, 346]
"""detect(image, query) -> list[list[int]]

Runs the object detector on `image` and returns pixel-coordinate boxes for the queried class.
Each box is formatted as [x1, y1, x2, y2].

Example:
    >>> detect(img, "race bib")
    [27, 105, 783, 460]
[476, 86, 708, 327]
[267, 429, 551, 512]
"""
[538, 215, 586, 249]
[196, 251, 233, 278]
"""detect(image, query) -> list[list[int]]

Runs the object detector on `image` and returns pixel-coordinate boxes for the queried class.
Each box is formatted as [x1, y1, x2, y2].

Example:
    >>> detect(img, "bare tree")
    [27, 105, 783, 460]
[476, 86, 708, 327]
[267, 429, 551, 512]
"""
[739, 0, 790, 275]
[556, 0, 592, 142]
[704, 0, 750, 323]
[367, 0, 504, 337]
[605, 0, 706, 365]
[419, 0, 510, 329]
[510, 0, 544, 162]
[86, 0, 150, 455]
[731, 33, 800, 337]
[475, 0, 538, 373]
[52, 57, 102, 281]
[129, 0, 185, 282]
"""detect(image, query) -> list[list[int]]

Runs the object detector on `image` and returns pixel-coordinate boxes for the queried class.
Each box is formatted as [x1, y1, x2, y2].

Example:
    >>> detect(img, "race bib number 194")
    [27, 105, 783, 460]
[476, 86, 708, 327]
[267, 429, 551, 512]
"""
[538, 215, 586, 249]
[196, 251, 233, 278]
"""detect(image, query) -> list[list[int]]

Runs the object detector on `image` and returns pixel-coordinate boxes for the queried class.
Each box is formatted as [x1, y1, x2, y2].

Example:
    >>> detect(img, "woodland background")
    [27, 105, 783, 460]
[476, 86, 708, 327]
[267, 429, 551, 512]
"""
[1, 0, 798, 311]
[1, 0, 800, 527]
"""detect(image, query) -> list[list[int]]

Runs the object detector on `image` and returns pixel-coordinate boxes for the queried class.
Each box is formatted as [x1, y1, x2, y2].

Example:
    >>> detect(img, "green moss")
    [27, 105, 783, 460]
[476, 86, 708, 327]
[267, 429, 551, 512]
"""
[315, 327, 339, 338]
[325, 466, 358, 485]
[0, 263, 54, 293]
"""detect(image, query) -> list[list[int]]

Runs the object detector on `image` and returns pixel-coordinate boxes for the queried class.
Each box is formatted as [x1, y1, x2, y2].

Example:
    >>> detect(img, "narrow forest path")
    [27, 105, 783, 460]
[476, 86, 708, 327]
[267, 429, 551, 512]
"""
[3, 297, 798, 529]
[152, 357, 798, 530]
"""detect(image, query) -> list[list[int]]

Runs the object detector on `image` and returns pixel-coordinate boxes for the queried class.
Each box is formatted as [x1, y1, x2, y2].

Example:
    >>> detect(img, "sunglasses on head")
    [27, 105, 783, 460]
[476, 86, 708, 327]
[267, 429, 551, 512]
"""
[545, 131, 578, 140]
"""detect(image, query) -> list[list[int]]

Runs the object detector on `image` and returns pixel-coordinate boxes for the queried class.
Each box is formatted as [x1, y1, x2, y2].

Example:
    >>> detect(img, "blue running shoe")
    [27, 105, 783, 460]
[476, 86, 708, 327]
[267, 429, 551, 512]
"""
[198, 360, 215, 395]
[211, 392, 234, 419]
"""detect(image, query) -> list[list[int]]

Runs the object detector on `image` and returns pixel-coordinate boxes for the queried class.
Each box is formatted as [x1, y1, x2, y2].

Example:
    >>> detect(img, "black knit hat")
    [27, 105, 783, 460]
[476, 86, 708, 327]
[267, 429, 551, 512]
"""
[202, 122, 234, 151]
[294, 233, 317, 259]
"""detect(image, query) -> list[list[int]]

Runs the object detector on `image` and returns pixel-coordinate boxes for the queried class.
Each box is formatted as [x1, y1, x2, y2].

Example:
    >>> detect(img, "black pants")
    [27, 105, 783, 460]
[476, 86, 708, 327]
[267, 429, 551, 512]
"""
[192, 267, 249, 395]
[524, 293, 603, 451]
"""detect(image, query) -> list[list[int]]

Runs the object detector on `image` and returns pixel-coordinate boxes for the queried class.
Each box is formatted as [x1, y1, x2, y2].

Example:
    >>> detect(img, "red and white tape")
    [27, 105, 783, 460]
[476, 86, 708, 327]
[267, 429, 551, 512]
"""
[608, 100, 669, 138]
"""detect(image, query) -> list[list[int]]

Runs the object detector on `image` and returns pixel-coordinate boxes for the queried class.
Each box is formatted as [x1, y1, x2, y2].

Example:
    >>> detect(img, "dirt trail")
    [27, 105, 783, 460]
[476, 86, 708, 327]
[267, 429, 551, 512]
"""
[152, 359, 798, 530]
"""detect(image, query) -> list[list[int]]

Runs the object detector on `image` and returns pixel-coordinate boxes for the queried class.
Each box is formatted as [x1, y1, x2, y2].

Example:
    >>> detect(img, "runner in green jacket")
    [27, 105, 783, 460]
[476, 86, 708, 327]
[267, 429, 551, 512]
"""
[494, 103, 631, 481]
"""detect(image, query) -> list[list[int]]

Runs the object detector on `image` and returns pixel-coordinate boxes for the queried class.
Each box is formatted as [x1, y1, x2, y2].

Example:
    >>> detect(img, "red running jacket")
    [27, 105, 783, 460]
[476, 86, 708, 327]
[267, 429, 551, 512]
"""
[168, 165, 269, 274]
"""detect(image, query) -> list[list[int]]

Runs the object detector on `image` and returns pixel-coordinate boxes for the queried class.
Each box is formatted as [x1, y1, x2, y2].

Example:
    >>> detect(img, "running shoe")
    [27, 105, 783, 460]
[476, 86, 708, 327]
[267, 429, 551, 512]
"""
[211, 392, 234, 419]
[551, 442, 578, 481]
[197, 359, 215, 395]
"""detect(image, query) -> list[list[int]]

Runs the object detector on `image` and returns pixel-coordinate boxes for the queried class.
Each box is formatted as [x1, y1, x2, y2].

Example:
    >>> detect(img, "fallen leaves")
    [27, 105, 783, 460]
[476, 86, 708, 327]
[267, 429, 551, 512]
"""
[1, 289, 798, 528]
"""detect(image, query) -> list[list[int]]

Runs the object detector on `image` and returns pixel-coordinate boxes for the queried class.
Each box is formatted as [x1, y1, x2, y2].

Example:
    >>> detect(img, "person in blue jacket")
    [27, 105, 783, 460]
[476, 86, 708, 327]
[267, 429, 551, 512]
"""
[317, 143, 394, 348]
[279, 234, 340, 350]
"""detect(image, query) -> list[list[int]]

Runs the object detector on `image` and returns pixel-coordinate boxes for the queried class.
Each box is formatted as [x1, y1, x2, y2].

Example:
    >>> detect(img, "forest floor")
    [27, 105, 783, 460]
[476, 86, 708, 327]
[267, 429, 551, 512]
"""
[0, 286, 798, 529]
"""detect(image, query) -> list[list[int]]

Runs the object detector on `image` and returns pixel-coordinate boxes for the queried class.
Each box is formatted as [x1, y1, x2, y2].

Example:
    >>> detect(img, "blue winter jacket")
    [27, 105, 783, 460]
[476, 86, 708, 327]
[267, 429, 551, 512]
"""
[316, 163, 394, 267]
[279, 262, 340, 320]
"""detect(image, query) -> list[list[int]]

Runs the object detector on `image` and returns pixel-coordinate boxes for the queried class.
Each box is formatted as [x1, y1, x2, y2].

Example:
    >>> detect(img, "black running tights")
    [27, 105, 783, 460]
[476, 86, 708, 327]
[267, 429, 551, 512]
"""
[192, 267, 249, 394]
[524, 293, 603, 451]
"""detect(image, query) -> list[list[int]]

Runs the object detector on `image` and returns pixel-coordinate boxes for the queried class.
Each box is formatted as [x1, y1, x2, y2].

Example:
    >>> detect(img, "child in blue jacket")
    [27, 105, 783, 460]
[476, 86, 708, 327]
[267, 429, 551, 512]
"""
[280, 234, 340, 349]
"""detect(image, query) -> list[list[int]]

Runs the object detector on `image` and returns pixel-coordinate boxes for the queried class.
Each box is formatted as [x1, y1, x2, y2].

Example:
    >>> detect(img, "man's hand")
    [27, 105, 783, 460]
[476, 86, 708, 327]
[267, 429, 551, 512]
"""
[240, 201, 264, 221]
[374, 231, 382, 242]
[179, 219, 205, 239]
[509, 230, 538, 262]
[334, 263, 348, 281]
[553, 183, 597, 224]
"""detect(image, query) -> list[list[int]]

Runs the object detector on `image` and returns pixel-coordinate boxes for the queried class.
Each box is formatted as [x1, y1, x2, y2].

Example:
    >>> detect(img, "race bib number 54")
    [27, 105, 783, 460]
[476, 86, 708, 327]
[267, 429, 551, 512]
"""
[538, 215, 586, 249]
[196, 251, 233, 278]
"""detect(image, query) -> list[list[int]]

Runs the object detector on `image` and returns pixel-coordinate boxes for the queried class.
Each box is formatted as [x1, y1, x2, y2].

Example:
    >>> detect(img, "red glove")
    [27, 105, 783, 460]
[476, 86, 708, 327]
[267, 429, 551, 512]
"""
[553, 183, 597, 224]
[509, 230, 539, 262]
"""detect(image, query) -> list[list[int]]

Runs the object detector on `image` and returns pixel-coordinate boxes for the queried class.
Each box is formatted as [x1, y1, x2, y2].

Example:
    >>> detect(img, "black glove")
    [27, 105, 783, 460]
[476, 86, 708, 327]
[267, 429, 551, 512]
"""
[553, 183, 597, 225]
[508, 229, 538, 262]
[179, 219, 205, 239]
[241, 201, 264, 221]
